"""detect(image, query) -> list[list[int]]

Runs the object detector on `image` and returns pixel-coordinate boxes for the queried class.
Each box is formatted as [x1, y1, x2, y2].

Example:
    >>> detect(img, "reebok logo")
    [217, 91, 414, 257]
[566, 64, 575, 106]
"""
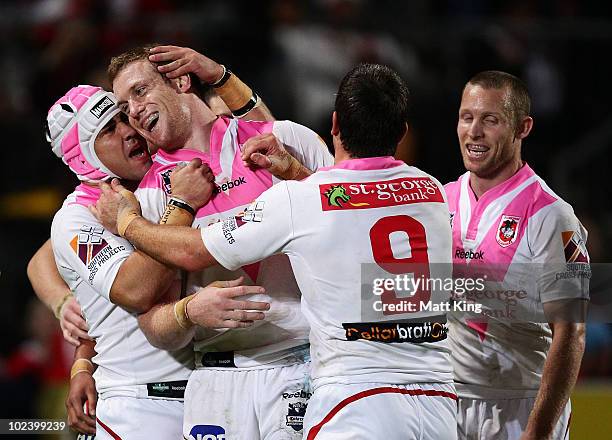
[90, 96, 114, 119]
[455, 249, 484, 260]
[215, 176, 246, 194]
[282, 390, 312, 400]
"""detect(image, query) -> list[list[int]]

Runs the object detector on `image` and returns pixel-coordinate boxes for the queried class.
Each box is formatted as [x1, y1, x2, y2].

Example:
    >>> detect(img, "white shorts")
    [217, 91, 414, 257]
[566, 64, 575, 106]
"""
[183, 362, 310, 440]
[95, 396, 183, 440]
[304, 382, 458, 440]
[457, 396, 571, 440]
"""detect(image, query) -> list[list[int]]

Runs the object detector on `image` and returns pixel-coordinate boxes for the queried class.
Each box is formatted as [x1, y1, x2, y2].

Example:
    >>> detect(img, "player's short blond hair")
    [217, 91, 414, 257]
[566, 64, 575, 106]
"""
[466, 71, 531, 133]
[107, 43, 208, 99]
[108, 44, 160, 85]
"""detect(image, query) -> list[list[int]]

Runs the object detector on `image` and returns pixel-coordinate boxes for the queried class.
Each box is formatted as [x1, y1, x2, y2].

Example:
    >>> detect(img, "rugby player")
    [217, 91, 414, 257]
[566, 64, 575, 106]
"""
[96, 43, 333, 439]
[445, 71, 588, 439]
[94, 63, 458, 439]
[28, 46, 276, 438]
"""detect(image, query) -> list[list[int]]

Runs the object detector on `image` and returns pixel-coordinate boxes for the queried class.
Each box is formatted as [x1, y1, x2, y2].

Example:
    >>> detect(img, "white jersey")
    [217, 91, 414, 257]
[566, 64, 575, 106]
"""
[51, 184, 193, 398]
[135, 117, 333, 368]
[203, 156, 455, 388]
[445, 164, 590, 399]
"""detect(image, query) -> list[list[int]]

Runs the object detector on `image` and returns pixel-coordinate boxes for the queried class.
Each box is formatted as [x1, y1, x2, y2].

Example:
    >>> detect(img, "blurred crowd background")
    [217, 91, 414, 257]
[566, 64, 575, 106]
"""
[0, 0, 610, 437]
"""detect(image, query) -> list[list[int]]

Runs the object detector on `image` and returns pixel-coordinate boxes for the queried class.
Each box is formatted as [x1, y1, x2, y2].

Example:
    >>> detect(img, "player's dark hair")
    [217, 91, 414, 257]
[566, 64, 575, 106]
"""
[335, 63, 409, 158]
[466, 71, 531, 132]
[108, 44, 206, 98]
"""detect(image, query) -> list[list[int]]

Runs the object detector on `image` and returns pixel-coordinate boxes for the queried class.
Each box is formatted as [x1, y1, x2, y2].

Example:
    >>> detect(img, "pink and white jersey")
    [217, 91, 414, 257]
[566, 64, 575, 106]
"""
[51, 184, 193, 398]
[202, 157, 455, 388]
[135, 117, 333, 368]
[445, 164, 590, 399]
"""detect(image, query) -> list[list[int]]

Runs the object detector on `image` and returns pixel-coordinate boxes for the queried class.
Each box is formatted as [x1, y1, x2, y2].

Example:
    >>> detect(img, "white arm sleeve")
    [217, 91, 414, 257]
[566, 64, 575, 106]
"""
[272, 120, 334, 171]
[201, 182, 294, 271]
[51, 206, 134, 300]
[530, 203, 590, 303]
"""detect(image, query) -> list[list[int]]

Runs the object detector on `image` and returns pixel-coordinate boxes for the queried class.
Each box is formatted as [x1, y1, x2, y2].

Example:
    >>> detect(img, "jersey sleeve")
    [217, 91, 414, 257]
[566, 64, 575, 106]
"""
[135, 174, 169, 223]
[272, 120, 334, 171]
[201, 181, 294, 271]
[51, 206, 134, 301]
[529, 202, 590, 303]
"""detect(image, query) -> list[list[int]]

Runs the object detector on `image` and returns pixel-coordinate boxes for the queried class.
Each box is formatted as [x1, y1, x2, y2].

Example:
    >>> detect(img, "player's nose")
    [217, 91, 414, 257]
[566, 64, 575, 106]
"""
[467, 120, 484, 139]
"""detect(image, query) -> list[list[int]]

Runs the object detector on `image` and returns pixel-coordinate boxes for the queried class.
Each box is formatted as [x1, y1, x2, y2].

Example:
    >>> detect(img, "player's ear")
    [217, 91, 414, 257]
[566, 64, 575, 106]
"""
[331, 111, 340, 137]
[515, 116, 533, 141]
[173, 74, 192, 94]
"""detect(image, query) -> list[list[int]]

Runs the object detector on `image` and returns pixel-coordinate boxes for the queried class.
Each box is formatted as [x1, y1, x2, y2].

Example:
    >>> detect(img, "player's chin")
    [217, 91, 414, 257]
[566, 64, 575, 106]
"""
[463, 158, 490, 177]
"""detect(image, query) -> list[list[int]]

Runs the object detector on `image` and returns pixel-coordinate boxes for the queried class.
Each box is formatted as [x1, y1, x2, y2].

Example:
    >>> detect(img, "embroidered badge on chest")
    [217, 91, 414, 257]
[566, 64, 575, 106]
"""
[496, 215, 520, 247]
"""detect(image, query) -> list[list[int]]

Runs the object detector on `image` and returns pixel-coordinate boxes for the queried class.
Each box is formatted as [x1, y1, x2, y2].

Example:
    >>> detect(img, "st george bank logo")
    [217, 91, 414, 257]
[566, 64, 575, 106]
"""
[320, 177, 444, 211]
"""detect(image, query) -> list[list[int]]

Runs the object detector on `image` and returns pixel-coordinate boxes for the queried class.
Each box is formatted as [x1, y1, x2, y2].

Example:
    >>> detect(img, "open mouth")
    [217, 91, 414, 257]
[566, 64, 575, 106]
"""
[466, 144, 489, 159]
[128, 145, 147, 159]
[144, 112, 159, 132]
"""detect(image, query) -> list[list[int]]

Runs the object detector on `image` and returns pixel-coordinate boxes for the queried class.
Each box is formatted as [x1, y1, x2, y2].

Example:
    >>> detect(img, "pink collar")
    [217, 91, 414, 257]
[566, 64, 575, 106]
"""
[319, 156, 405, 172]
[72, 183, 102, 207]
[468, 162, 535, 202]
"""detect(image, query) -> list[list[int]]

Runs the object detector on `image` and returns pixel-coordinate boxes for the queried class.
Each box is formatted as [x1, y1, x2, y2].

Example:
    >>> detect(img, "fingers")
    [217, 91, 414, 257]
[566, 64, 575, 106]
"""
[222, 285, 266, 298]
[225, 276, 245, 287]
[188, 158, 203, 168]
[110, 178, 125, 192]
[64, 300, 91, 333]
[228, 299, 271, 311]
[240, 136, 269, 161]
[156, 58, 186, 73]
[66, 395, 96, 434]
[222, 320, 255, 328]
[62, 328, 80, 346]
[99, 181, 111, 193]
[86, 388, 97, 417]
[225, 310, 266, 321]
[148, 45, 182, 56]
[64, 322, 90, 342]
[72, 314, 91, 336]
[249, 152, 272, 169]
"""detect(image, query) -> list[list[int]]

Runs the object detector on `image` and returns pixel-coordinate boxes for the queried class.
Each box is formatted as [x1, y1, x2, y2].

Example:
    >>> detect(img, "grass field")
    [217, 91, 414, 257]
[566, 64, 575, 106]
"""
[570, 381, 612, 437]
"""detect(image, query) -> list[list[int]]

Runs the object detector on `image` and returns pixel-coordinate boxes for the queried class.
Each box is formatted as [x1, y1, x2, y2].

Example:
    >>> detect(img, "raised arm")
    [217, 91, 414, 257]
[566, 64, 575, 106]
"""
[148, 45, 274, 121]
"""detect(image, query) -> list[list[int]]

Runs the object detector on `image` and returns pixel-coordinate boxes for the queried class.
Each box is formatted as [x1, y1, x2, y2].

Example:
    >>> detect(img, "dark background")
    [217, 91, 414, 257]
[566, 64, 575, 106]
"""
[0, 0, 610, 434]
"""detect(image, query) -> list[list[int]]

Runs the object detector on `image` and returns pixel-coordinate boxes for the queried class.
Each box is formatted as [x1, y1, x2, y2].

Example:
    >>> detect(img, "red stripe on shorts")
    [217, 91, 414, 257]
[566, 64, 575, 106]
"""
[307, 386, 458, 440]
[97, 417, 123, 440]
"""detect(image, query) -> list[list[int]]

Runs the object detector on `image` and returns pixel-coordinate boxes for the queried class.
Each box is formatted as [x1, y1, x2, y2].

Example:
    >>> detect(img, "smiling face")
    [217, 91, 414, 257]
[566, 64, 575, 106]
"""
[457, 84, 533, 181]
[112, 59, 190, 151]
[94, 112, 152, 181]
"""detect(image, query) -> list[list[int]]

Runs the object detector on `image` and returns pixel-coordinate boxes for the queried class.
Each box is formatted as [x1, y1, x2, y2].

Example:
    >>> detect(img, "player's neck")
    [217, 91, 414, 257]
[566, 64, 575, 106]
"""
[470, 159, 524, 200]
[182, 101, 218, 153]
[333, 142, 352, 164]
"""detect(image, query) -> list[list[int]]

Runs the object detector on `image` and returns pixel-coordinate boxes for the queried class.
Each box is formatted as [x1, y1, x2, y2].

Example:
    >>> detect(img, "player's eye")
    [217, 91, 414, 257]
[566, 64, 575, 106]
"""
[100, 121, 116, 135]
[135, 86, 146, 97]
